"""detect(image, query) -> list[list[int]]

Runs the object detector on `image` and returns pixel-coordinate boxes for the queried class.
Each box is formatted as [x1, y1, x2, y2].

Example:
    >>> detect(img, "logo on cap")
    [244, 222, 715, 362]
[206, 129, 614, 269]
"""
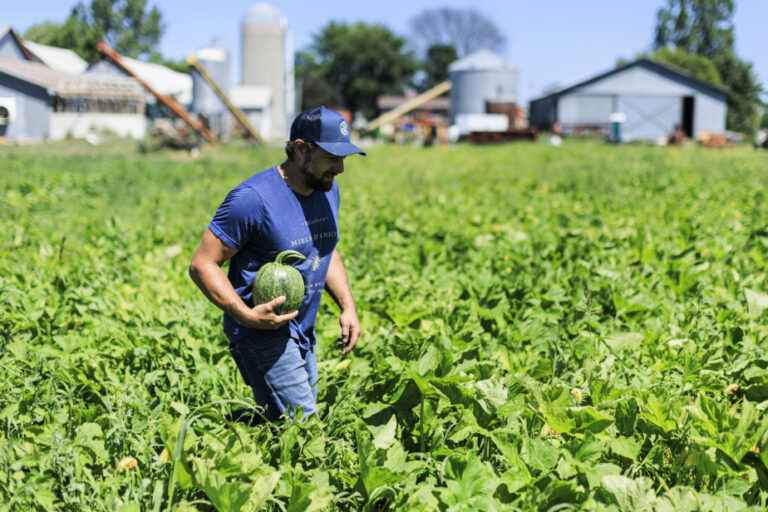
[339, 121, 349, 137]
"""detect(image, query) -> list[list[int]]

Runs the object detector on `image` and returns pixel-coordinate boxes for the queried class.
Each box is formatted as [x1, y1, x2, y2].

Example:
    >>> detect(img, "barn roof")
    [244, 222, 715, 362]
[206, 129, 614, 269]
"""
[0, 26, 45, 64]
[88, 55, 192, 104]
[449, 50, 513, 72]
[24, 40, 88, 74]
[531, 58, 728, 104]
[0, 57, 143, 99]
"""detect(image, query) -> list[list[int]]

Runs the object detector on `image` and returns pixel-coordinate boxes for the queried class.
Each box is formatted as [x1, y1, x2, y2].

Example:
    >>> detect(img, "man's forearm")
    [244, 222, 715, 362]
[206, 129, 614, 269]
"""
[188, 262, 249, 320]
[325, 250, 356, 311]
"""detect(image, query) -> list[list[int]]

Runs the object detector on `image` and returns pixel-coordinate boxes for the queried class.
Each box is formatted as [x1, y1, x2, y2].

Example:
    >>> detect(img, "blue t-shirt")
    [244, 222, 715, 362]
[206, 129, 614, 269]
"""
[208, 166, 340, 347]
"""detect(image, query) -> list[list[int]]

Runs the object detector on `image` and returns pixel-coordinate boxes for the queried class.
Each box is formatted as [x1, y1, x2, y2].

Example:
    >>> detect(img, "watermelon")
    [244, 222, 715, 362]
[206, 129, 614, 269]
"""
[252, 250, 306, 314]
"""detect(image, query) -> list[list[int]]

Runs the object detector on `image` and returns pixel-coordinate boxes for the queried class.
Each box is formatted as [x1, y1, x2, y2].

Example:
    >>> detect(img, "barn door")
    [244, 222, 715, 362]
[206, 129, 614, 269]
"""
[616, 95, 681, 141]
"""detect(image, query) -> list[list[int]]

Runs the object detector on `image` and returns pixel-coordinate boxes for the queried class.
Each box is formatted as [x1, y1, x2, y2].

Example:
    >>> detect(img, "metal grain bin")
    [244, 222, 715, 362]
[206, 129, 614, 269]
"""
[241, 3, 293, 139]
[449, 50, 519, 122]
[191, 45, 230, 136]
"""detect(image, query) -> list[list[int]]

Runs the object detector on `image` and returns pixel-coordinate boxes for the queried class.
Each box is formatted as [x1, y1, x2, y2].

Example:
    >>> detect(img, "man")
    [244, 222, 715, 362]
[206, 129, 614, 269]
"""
[188, 106, 364, 421]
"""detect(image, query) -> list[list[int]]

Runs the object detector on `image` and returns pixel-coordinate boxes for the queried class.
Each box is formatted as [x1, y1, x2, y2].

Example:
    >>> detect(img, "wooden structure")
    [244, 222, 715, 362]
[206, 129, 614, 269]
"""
[187, 54, 261, 142]
[366, 81, 451, 131]
[96, 41, 216, 144]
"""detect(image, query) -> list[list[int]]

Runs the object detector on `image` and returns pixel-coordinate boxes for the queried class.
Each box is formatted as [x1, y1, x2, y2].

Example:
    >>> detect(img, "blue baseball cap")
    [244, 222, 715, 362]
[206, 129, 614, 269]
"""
[289, 106, 366, 157]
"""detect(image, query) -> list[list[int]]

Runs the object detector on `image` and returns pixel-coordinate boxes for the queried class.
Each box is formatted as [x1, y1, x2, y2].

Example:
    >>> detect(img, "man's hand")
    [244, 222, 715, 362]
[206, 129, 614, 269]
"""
[235, 296, 298, 330]
[339, 307, 361, 355]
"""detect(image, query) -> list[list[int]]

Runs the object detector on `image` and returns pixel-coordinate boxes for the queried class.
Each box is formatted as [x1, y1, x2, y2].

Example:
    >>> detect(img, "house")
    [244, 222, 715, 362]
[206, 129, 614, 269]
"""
[0, 26, 145, 141]
[529, 58, 727, 141]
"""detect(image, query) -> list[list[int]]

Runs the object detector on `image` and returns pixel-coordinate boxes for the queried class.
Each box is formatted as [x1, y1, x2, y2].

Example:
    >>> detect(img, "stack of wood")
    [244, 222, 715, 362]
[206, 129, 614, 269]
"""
[697, 131, 728, 148]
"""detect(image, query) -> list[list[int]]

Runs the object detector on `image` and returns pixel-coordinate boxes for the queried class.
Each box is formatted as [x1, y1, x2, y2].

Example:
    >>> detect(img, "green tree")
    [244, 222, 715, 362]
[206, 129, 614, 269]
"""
[420, 44, 457, 91]
[295, 51, 342, 112]
[654, 0, 763, 133]
[648, 47, 722, 86]
[24, 15, 100, 62]
[23, 0, 164, 62]
[761, 97, 768, 129]
[300, 22, 417, 118]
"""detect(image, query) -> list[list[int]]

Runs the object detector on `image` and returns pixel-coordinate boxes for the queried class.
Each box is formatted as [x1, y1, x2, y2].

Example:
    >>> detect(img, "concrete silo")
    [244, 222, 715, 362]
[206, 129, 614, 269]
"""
[191, 45, 230, 137]
[241, 3, 295, 140]
[449, 50, 519, 123]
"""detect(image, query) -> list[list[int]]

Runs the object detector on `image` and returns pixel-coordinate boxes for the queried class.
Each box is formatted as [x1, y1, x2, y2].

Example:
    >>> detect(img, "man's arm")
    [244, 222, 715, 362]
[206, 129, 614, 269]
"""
[325, 249, 361, 354]
[188, 229, 297, 330]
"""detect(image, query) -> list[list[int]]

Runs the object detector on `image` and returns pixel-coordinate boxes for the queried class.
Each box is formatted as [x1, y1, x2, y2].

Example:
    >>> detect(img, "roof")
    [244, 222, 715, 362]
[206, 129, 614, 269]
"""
[244, 3, 286, 27]
[0, 26, 45, 64]
[531, 58, 728, 104]
[196, 47, 227, 62]
[449, 50, 513, 72]
[229, 85, 271, 109]
[0, 57, 143, 99]
[89, 56, 192, 104]
[377, 94, 450, 111]
[24, 41, 88, 74]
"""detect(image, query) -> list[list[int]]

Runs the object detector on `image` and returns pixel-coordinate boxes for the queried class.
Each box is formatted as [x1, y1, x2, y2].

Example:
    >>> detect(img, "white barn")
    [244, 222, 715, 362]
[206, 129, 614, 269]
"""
[0, 26, 145, 141]
[529, 58, 727, 141]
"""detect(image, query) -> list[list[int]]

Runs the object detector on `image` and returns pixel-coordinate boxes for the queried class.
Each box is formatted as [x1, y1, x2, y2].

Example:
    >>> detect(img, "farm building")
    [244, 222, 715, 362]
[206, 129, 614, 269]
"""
[529, 58, 727, 141]
[229, 85, 272, 138]
[377, 93, 451, 126]
[0, 26, 145, 141]
[87, 55, 192, 115]
[449, 50, 522, 135]
[23, 40, 88, 74]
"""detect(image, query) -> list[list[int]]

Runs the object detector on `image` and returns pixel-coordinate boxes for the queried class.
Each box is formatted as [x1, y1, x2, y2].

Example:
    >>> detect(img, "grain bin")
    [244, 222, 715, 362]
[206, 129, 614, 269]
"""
[449, 50, 519, 122]
[191, 45, 230, 137]
[241, 3, 294, 139]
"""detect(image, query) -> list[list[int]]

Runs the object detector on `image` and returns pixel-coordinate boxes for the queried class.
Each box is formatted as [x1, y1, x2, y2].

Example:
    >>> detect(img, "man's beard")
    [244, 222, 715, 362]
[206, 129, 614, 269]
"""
[301, 165, 334, 192]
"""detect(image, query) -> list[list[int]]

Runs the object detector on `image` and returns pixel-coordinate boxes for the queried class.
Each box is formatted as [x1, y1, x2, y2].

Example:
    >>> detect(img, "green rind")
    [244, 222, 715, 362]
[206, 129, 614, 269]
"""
[252, 258, 306, 315]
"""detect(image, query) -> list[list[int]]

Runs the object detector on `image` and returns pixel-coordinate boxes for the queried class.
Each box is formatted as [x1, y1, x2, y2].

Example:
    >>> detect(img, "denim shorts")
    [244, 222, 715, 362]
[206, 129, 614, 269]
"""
[228, 337, 318, 421]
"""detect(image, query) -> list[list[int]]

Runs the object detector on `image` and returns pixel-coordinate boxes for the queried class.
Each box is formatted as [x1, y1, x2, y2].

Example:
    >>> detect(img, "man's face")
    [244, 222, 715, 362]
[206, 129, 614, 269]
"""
[300, 144, 345, 192]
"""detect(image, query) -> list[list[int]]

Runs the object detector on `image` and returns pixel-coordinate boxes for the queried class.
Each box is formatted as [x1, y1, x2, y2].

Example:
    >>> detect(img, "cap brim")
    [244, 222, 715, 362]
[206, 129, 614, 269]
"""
[316, 141, 366, 157]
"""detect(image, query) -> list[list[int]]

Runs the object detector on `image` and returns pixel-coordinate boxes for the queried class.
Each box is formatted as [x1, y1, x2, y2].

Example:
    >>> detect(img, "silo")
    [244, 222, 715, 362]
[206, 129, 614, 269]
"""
[191, 45, 230, 137]
[241, 3, 293, 140]
[449, 50, 519, 122]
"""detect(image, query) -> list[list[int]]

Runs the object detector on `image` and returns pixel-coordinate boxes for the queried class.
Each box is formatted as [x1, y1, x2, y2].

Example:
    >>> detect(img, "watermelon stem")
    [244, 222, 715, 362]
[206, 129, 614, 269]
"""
[276, 250, 306, 265]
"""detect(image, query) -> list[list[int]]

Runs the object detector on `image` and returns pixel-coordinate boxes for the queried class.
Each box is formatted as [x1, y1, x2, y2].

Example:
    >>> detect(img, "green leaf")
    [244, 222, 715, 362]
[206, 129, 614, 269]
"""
[369, 414, 397, 450]
[439, 454, 500, 509]
[521, 438, 559, 473]
[744, 289, 768, 317]
[601, 475, 658, 511]
[605, 332, 644, 352]
[609, 436, 642, 461]
[287, 471, 334, 512]
[584, 463, 621, 489]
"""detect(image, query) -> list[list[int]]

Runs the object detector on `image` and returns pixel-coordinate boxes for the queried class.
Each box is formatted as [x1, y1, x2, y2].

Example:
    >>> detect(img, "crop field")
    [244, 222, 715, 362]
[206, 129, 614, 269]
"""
[2, 140, 768, 511]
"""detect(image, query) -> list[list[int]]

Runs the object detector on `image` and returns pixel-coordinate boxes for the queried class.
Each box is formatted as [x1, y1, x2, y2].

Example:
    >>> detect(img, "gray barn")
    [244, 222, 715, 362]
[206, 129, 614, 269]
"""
[0, 26, 145, 141]
[529, 59, 727, 141]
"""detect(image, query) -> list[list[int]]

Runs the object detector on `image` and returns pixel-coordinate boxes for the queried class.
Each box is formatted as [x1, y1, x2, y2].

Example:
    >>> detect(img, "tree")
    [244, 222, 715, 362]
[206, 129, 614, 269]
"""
[648, 47, 722, 86]
[654, 0, 763, 133]
[762, 96, 768, 129]
[654, 0, 735, 59]
[23, 0, 164, 62]
[714, 52, 763, 133]
[408, 7, 505, 58]
[24, 15, 99, 62]
[420, 44, 457, 91]
[298, 22, 417, 118]
[295, 51, 342, 112]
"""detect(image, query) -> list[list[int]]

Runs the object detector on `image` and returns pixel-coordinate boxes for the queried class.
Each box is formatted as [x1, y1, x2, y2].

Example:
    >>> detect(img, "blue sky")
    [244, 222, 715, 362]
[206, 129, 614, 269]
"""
[6, 1, 768, 102]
